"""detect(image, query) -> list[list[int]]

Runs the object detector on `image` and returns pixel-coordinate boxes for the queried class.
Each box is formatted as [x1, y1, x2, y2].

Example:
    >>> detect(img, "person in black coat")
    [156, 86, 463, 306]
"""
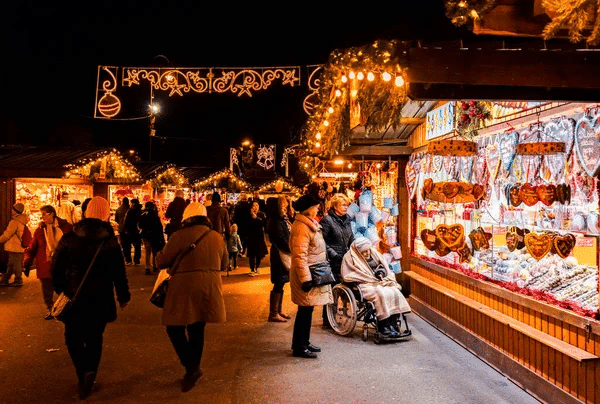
[138, 201, 166, 274]
[165, 190, 187, 238]
[121, 199, 142, 265]
[266, 196, 293, 322]
[319, 193, 354, 328]
[51, 197, 130, 400]
[245, 200, 268, 275]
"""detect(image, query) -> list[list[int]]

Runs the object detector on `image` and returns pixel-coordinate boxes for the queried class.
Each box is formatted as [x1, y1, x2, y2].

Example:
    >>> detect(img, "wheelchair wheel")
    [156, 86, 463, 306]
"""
[362, 324, 369, 341]
[327, 284, 358, 336]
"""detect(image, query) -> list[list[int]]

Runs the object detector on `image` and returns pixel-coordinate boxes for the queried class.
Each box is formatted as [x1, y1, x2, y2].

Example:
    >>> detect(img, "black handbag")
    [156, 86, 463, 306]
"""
[308, 261, 336, 286]
[150, 229, 212, 308]
[51, 240, 104, 322]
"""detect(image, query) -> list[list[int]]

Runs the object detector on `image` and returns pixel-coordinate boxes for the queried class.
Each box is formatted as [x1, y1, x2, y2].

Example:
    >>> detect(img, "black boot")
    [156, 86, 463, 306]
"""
[377, 318, 394, 338]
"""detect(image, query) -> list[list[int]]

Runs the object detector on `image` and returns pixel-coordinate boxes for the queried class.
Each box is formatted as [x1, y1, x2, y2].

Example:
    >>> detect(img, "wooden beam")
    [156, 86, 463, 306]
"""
[338, 145, 412, 157]
[406, 47, 600, 90]
[349, 138, 407, 145]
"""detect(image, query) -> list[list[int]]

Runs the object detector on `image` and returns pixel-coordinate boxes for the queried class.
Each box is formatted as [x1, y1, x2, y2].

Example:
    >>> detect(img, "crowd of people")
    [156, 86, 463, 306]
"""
[0, 184, 410, 397]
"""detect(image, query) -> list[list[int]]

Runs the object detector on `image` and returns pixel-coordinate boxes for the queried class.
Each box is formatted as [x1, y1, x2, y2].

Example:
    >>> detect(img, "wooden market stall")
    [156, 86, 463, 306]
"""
[193, 168, 251, 206]
[405, 101, 600, 404]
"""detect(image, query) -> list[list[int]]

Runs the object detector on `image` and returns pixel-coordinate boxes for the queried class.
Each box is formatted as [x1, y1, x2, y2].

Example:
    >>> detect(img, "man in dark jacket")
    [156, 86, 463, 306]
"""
[121, 199, 142, 265]
[51, 196, 130, 399]
[232, 194, 251, 255]
[206, 192, 230, 240]
[165, 190, 186, 239]
[114, 197, 129, 258]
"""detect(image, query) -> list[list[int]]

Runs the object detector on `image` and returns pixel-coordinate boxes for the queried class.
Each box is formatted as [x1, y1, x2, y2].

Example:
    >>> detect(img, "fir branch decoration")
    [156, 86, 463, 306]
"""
[542, 0, 600, 45]
[444, 0, 497, 27]
[300, 39, 408, 167]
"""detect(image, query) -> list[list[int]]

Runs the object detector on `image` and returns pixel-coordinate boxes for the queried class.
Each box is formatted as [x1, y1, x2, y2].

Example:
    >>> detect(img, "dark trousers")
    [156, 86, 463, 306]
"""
[40, 278, 54, 310]
[120, 234, 141, 264]
[292, 305, 314, 351]
[166, 321, 206, 373]
[272, 282, 285, 293]
[228, 252, 238, 268]
[64, 319, 107, 382]
[248, 254, 261, 271]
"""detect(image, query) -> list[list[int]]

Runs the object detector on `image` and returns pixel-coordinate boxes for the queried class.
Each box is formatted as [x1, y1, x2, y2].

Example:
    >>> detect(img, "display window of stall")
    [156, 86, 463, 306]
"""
[15, 179, 93, 230]
[108, 185, 150, 215]
[408, 106, 600, 317]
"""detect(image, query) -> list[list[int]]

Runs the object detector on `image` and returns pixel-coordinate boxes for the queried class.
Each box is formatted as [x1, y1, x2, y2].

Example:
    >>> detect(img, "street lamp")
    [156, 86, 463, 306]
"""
[148, 103, 159, 161]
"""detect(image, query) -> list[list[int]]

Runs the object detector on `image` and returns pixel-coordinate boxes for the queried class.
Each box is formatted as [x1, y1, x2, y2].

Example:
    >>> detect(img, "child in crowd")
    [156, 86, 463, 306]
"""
[227, 223, 243, 270]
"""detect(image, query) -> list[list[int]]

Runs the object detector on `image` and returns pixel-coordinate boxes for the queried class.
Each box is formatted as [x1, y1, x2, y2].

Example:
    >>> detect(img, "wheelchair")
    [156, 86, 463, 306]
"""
[326, 283, 411, 344]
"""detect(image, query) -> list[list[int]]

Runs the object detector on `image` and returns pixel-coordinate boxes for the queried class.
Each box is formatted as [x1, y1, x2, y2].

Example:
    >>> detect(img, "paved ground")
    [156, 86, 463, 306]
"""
[0, 252, 542, 404]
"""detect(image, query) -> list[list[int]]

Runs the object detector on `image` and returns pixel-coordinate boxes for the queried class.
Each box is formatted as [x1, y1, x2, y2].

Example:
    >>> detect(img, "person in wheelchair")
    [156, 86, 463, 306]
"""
[340, 237, 411, 339]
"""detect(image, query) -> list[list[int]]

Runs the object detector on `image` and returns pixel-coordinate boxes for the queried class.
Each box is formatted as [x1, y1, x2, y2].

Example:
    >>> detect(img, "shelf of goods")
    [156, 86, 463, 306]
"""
[15, 179, 92, 230]
[405, 105, 600, 404]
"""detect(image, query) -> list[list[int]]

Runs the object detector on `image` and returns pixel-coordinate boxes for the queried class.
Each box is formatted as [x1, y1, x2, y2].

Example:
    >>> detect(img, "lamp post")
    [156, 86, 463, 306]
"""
[148, 103, 159, 162]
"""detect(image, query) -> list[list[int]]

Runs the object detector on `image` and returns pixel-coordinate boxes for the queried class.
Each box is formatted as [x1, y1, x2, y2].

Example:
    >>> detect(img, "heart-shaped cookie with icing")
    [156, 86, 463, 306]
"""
[556, 183, 571, 205]
[505, 226, 529, 251]
[420, 229, 438, 251]
[537, 184, 557, 207]
[525, 232, 553, 260]
[435, 224, 465, 250]
[442, 182, 460, 199]
[468, 227, 492, 251]
[508, 185, 522, 207]
[519, 183, 539, 206]
[552, 233, 576, 258]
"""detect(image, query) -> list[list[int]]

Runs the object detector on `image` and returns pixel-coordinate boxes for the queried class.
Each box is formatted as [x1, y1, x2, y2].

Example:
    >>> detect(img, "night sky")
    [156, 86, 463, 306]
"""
[2, 1, 467, 167]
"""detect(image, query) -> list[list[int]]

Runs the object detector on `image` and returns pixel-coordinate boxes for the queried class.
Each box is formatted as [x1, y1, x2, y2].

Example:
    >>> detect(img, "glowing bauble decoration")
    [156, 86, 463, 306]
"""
[275, 182, 284, 192]
[98, 92, 121, 118]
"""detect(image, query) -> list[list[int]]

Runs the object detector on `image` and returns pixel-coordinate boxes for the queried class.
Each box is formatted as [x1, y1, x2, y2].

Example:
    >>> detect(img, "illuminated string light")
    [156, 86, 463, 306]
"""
[328, 107, 334, 113]
[349, 71, 355, 80]
[395, 75, 404, 86]
[341, 75, 348, 83]
[323, 120, 329, 127]
[367, 72, 375, 81]
[316, 133, 322, 140]
[357, 72, 364, 80]
[315, 142, 321, 148]
[382, 72, 391, 81]
[335, 89, 341, 97]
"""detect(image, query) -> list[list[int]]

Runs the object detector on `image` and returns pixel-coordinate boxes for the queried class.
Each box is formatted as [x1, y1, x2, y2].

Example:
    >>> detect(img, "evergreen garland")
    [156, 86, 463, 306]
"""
[444, 0, 497, 27]
[542, 0, 600, 45]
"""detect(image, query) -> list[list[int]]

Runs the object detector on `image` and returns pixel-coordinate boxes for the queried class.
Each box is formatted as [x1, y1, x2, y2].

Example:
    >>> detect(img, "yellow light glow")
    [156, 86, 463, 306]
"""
[349, 71, 355, 80]
[328, 107, 334, 113]
[323, 120, 329, 127]
[395, 75, 405, 87]
[376, 163, 381, 169]
[347, 163, 353, 169]
[315, 142, 321, 148]
[242, 140, 251, 146]
[316, 133, 321, 140]
[367, 72, 375, 81]
[304, 163, 309, 168]
[334, 159, 344, 165]
[382, 72, 391, 81]
[341, 75, 348, 83]
[149, 104, 160, 114]
[458, 1, 467, 7]
[351, 90, 358, 97]
[335, 89, 341, 97]
[357, 72, 364, 80]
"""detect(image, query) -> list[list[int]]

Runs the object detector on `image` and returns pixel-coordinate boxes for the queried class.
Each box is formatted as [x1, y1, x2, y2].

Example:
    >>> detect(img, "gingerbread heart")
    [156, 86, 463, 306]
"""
[435, 244, 452, 257]
[435, 224, 465, 250]
[469, 227, 492, 251]
[537, 184, 557, 207]
[519, 183, 539, 206]
[442, 182, 460, 199]
[420, 229, 438, 251]
[505, 226, 529, 251]
[422, 178, 434, 198]
[508, 184, 522, 207]
[556, 183, 571, 205]
[525, 232, 553, 261]
[472, 184, 485, 200]
[459, 182, 473, 196]
[552, 233, 576, 258]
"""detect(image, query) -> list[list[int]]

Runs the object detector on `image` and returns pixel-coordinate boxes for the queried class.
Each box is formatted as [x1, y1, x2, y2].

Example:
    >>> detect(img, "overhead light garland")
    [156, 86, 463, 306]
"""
[64, 149, 141, 182]
[193, 168, 250, 191]
[257, 178, 302, 195]
[300, 40, 408, 166]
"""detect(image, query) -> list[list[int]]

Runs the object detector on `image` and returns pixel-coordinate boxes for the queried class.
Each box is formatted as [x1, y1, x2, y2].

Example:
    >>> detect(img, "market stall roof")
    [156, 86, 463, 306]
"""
[256, 177, 302, 195]
[0, 145, 137, 180]
[193, 168, 251, 192]
[178, 167, 219, 185]
[134, 162, 188, 189]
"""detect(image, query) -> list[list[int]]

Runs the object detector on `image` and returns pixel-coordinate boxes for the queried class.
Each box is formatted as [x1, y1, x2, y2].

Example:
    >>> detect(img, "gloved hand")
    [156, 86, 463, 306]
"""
[373, 266, 386, 281]
[301, 281, 313, 292]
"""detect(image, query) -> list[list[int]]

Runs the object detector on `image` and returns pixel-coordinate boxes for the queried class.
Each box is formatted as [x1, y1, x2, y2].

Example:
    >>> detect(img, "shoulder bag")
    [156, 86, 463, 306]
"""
[51, 240, 105, 322]
[150, 229, 212, 308]
[308, 261, 336, 286]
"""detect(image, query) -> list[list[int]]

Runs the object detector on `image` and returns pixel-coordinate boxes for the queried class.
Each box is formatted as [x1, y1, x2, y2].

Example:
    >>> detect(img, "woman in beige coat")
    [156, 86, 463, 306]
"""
[156, 202, 228, 392]
[289, 195, 333, 358]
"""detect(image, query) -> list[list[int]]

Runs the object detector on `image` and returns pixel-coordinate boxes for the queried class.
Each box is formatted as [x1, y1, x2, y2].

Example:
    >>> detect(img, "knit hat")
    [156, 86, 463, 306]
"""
[354, 237, 372, 253]
[85, 196, 110, 221]
[293, 195, 320, 213]
[182, 202, 207, 222]
[12, 203, 25, 215]
[211, 192, 221, 203]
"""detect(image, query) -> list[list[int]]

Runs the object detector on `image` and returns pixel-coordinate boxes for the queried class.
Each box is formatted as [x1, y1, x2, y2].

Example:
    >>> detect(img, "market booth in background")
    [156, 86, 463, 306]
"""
[193, 168, 251, 206]
[256, 177, 302, 199]
[0, 146, 140, 229]
[405, 101, 600, 404]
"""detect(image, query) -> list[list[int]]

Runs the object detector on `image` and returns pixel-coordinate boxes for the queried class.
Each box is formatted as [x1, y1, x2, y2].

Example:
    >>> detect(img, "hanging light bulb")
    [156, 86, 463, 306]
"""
[315, 142, 321, 148]
[347, 163, 353, 169]
[382, 72, 391, 81]
[341, 75, 348, 83]
[349, 71, 355, 80]
[357, 72, 364, 80]
[395, 75, 405, 87]
[316, 132, 321, 140]
[328, 107, 334, 113]
[335, 89, 342, 97]
[367, 72, 375, 81]
[323, 120, 329, 127]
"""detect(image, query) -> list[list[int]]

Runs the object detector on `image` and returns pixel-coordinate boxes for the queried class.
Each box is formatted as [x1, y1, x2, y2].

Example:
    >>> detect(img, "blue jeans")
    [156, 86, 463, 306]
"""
[1, 252, 23, 284]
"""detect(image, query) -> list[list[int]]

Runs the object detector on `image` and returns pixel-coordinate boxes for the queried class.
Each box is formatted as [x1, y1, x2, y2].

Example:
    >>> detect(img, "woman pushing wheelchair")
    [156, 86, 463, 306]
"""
[340, 237, 411, 339]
